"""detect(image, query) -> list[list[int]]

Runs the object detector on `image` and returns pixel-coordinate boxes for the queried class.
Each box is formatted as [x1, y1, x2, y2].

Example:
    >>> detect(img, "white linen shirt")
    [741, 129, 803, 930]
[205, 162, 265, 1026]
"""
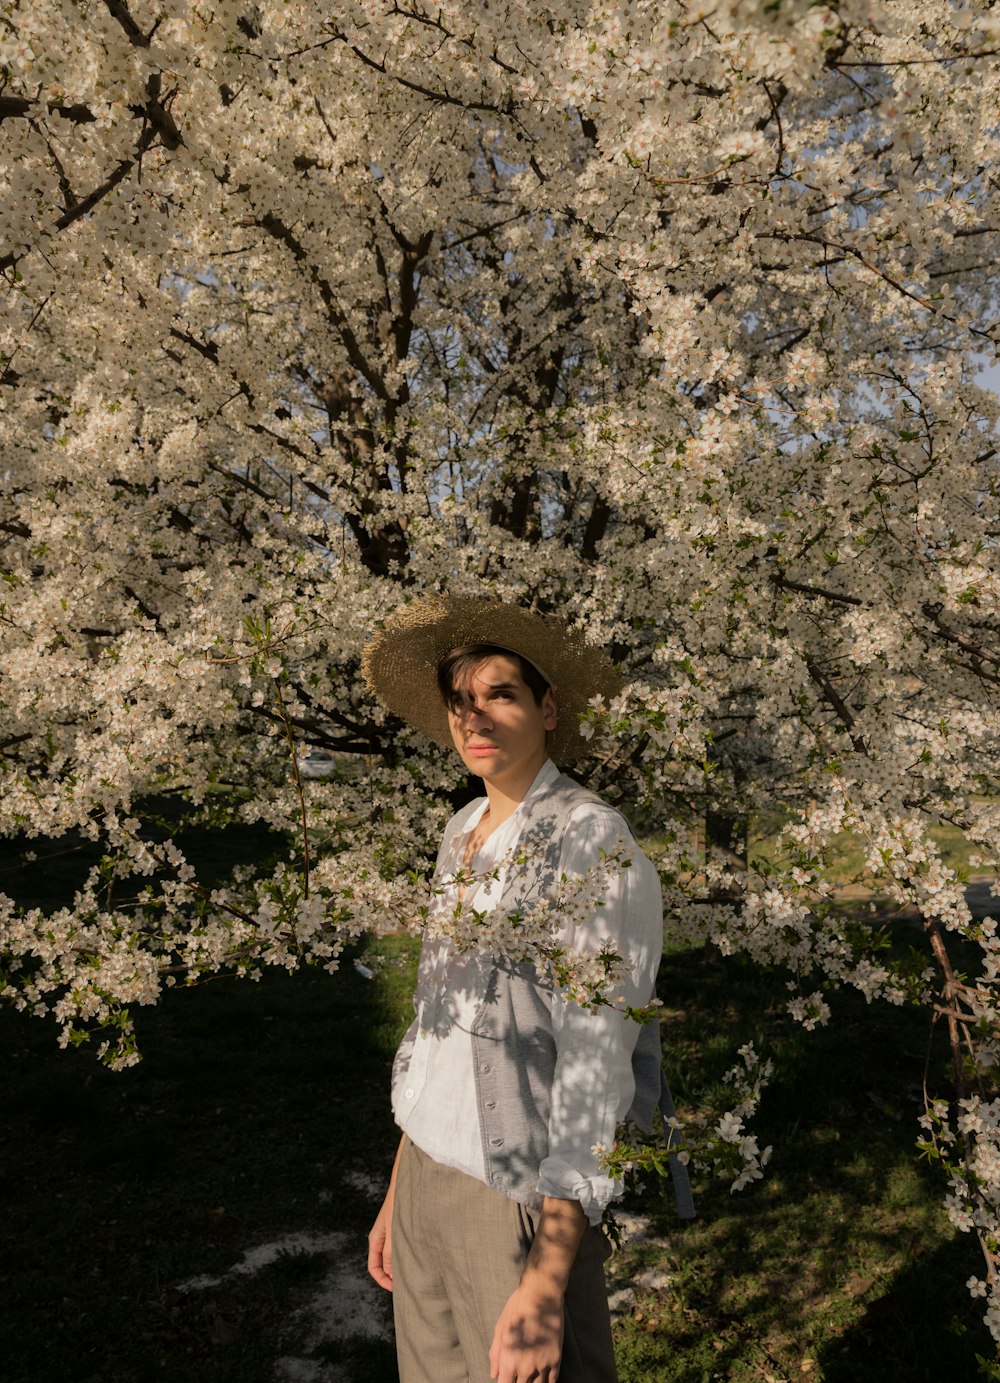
[391, 759, 663, 1224]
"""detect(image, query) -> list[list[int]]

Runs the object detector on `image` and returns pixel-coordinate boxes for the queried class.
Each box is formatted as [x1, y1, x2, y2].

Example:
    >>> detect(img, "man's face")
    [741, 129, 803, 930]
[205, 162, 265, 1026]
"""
[446, 654, 557, 789]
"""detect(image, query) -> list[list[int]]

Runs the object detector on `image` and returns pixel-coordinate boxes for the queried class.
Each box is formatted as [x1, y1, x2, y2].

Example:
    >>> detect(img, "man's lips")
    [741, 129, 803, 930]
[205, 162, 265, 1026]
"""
[466, 743, 499, 754]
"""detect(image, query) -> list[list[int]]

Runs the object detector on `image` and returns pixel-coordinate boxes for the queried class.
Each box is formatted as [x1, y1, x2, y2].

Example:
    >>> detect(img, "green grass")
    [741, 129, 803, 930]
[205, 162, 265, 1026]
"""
[608, 944, 987, 1381]
[749, 810, 994, 896]
[1, 816, 994, 1383]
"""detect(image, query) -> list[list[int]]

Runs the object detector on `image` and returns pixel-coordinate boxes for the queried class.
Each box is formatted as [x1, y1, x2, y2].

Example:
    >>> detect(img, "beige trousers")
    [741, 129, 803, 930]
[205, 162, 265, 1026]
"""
[392, 1139, 618, 1383]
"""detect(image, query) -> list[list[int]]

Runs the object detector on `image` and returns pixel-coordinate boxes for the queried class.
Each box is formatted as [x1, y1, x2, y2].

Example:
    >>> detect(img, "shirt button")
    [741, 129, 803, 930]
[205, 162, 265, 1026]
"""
[480, 1063, 492, 1073]
[404, 1088, 414, 1099]
[490, 1138, 504, 1147]
[485, 1101, 496, 1110]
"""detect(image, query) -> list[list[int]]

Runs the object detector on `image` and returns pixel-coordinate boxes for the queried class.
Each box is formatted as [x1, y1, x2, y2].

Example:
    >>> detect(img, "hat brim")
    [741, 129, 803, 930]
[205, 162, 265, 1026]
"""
[362, 595, 620, 762]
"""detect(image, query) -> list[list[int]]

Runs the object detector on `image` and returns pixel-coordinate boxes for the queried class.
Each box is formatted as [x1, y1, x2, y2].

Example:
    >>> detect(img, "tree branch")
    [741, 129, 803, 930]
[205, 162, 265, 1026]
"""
[805, 658, 868, 754]
[251, 210, 390, 402]
[771, 573, 863, 606]
[0, 96, 96, 125]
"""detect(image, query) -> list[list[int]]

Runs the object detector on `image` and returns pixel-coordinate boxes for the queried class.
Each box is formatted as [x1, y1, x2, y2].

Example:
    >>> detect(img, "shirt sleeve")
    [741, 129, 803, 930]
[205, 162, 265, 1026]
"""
[535, 805, 664, 1224]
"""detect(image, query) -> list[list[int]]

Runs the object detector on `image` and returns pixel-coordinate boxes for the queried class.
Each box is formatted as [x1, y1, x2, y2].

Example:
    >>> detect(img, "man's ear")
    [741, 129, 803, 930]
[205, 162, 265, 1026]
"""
[543, 688, 557, 731]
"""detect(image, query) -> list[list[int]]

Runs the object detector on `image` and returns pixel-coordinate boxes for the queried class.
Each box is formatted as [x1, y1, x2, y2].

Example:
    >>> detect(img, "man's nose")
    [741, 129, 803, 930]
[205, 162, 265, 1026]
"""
[464, 701, 493, 728]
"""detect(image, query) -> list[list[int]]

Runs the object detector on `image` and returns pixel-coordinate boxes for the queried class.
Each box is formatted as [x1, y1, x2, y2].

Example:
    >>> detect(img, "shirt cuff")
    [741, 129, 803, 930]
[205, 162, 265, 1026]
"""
[536, 1154, 623, 1226]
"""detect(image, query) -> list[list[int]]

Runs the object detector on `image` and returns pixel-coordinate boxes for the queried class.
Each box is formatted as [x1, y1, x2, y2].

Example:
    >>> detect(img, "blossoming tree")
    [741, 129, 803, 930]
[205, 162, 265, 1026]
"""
[2, 0, 999, 1340]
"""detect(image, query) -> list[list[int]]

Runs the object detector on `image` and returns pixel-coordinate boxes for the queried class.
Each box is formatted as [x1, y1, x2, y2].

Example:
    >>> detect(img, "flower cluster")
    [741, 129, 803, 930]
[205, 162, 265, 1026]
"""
[596, 1042, 773, 1195]
[425, 837, 637, 1012]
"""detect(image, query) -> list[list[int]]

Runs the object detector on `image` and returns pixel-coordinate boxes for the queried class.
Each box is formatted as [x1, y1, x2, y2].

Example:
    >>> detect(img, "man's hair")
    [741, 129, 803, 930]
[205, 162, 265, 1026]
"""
[437, 643, 551, 711]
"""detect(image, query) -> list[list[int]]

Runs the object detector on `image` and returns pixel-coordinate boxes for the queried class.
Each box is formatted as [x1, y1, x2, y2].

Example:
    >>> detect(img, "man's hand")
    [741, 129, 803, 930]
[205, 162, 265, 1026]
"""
[367, 1134, 405, 1292]
[367, 1190, 395, 1291]
[489, 1194, 588, 1382]
[489, 1278, 565, 1382]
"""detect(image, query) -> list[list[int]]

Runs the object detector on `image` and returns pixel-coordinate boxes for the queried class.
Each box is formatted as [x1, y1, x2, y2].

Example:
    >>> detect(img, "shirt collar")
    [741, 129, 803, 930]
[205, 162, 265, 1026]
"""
[527, 757, 561, 796]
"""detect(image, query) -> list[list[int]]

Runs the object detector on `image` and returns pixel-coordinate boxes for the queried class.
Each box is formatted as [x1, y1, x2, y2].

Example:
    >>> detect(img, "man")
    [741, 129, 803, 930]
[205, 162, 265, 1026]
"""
[362, 595, 690, 1383]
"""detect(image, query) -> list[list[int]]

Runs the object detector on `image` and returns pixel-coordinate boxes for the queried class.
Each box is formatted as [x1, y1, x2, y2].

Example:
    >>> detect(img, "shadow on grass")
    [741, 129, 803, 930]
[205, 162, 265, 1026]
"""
[0, 794, 287, 914]
[0, 955, 407, 1383]
[817, 1233, 988, 1383]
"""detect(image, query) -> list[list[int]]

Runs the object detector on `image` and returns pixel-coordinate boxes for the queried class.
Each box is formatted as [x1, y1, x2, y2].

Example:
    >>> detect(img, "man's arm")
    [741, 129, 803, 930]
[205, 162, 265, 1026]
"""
[488, 1194, 588, 1383]
[489, 808, 662, 1378]
[538, 807, 663, 1222]
[367, 1133, 406, 1292]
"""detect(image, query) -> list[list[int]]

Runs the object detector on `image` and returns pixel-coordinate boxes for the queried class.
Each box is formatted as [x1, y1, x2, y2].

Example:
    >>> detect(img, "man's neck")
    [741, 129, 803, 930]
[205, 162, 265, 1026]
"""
[480, 754, 550, 830]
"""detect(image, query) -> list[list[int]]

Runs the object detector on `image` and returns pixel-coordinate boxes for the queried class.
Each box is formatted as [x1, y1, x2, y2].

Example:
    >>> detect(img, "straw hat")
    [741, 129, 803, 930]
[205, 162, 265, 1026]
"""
[362, 594, 621, 762]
